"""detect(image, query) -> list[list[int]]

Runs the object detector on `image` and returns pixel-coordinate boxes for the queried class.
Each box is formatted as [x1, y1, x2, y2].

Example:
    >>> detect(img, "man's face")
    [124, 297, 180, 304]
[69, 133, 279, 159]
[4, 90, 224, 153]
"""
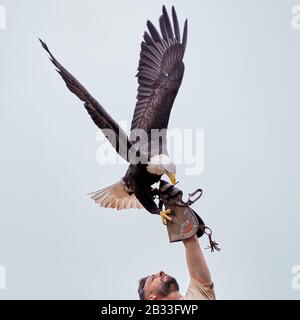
[143, 271, 179, 300]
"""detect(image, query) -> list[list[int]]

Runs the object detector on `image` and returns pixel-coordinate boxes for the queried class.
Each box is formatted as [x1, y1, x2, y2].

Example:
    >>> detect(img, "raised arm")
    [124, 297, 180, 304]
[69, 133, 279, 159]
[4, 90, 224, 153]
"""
[183, 235, 212, 286]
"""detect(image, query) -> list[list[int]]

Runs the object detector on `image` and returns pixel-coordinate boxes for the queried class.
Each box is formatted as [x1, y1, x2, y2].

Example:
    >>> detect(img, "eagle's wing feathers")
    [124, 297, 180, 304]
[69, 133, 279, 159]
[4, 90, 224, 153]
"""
[130, 6, 187, 139]
[39, 39, 132, 162]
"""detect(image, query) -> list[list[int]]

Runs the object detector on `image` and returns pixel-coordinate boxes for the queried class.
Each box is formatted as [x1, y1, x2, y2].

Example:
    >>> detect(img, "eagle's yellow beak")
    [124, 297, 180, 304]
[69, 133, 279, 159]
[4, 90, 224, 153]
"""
[166, 172, 177, 185]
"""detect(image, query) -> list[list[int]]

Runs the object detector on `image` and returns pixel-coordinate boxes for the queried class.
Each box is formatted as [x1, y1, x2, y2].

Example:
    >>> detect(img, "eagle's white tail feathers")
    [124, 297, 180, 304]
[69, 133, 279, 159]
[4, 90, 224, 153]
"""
[88, 181, 143, 210]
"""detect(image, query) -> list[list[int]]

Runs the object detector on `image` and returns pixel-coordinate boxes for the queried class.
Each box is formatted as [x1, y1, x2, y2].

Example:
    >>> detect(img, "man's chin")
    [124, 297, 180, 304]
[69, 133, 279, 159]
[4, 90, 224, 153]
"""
[163, 276, 180, 292]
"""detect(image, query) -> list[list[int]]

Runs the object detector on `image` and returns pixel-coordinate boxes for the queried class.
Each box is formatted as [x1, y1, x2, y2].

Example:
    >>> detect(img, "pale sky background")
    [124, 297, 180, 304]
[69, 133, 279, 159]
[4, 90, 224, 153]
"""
[0, 0, 300, 299]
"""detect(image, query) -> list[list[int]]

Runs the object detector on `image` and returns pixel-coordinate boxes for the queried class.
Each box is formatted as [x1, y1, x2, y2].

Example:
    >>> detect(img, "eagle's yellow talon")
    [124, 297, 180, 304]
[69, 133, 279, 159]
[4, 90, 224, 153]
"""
[160, 208, 173, 225]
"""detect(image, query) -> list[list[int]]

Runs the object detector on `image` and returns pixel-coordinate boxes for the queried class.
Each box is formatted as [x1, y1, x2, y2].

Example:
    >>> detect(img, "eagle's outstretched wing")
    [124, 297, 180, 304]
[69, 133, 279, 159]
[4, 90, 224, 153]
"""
[130, 6, 187, 144]
[39, 39, 133, 162]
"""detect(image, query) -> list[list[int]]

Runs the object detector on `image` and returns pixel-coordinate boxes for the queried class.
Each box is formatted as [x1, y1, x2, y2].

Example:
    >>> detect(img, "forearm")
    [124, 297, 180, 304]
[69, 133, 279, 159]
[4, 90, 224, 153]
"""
[183, 235, 212, 285]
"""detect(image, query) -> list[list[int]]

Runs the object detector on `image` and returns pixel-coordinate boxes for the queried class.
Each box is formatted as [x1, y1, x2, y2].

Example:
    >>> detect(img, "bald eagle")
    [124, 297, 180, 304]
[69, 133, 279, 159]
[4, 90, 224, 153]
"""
[40, 6, 187, 224]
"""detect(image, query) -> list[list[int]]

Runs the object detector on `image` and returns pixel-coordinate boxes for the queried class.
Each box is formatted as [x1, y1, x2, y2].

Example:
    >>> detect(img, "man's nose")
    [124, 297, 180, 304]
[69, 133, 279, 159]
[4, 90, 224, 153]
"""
[159, 271, 165, 276]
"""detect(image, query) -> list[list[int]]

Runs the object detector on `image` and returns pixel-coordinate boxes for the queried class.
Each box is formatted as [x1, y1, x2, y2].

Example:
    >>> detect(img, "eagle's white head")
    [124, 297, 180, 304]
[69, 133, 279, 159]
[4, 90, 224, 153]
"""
[146, 154, 177, 184]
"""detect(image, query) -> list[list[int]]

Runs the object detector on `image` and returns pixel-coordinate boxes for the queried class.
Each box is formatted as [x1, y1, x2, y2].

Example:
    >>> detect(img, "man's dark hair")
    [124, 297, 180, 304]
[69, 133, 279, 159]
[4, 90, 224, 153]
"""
[138, 276, 149, 300]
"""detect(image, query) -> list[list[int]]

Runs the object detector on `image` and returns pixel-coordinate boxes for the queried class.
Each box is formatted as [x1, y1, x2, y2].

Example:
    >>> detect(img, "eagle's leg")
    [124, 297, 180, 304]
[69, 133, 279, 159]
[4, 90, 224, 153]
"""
[153, 188, 173, 225]
[134, 181, 173, 224]
[160, 208, 173, 225]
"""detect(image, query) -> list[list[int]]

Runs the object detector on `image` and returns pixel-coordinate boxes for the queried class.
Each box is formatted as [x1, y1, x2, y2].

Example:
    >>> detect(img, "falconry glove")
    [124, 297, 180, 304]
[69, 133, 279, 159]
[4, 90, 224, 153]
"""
[157, 180, 220, 252]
